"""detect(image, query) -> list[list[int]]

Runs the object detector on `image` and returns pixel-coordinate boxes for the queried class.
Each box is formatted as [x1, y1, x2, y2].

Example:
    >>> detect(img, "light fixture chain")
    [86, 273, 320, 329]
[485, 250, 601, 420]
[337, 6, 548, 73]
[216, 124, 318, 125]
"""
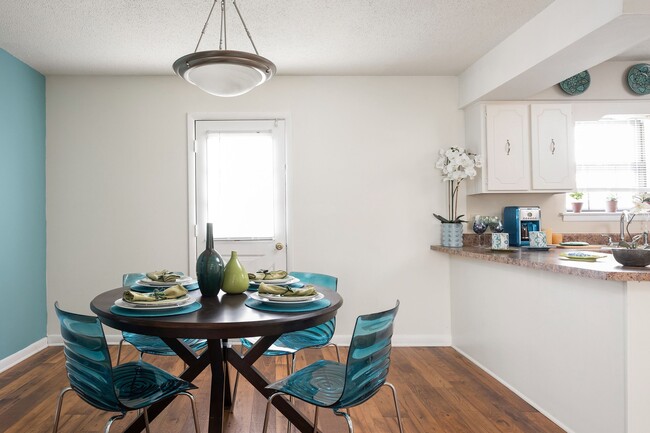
[194, 0, 219, 53]
[220, 0, 227, 50]
[232, 0, 260, 55]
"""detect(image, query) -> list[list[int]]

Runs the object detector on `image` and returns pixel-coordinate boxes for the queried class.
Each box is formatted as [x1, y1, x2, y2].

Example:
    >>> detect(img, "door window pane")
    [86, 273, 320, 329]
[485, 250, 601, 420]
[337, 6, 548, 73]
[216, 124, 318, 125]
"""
[207, 132, 274, 239]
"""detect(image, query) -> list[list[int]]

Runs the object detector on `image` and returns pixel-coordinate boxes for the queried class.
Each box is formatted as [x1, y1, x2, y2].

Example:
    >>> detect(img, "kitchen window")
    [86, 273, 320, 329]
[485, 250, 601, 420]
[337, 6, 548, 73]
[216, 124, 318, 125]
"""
[567, 117, 649, 212]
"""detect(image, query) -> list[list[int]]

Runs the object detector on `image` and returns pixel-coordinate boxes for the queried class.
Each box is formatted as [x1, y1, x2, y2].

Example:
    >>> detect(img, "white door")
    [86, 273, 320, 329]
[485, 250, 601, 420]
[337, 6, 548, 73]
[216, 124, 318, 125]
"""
[191, 119, 287, 274]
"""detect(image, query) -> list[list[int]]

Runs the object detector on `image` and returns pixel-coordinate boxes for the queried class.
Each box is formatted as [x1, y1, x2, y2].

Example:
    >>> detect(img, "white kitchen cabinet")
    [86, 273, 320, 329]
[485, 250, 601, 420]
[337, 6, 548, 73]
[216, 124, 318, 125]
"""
[530, 104, 575, 190]
[486, 104, 530, 191]
[465, 102, 574, 194]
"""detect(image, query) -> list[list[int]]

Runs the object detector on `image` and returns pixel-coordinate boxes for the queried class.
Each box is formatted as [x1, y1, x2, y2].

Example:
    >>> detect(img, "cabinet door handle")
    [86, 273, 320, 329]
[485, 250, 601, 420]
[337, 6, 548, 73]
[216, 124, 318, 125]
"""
[506, 139, 511, 155]
[551, 139, 556, 155]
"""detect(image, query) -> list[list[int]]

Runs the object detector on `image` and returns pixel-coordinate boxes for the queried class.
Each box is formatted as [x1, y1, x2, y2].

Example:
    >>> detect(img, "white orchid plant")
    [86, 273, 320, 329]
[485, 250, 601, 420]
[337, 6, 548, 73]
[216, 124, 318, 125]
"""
[632, 192, 650, 213]
[433, 147, 482, 223]
[619, 192, 650, 248]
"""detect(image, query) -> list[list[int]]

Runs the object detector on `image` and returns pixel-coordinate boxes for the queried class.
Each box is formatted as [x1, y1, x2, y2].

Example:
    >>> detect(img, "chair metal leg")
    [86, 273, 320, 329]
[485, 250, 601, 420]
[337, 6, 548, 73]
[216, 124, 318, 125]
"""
[103, 413, 125, 433]
[143, 407, 151, 433]
[262, 392, 284, 433]
[334, 409, 354, 433]
[52, 386, 73, 433]
[179, 391, 202, 433]
[383, 382, 405, 433]
[286, 353, 296, 433]
[116, 339, 125, 365]
[325, 342, 341, 363]
[313, 406, 320, 433]
[231, 345, 247, 409]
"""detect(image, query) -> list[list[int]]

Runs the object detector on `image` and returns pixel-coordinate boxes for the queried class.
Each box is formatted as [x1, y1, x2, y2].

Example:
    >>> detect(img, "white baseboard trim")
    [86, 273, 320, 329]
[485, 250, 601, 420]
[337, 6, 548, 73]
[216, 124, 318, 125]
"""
[48, 334, 124, 346]
[0, 338, 48, 373]
[452, 346, 573, 433]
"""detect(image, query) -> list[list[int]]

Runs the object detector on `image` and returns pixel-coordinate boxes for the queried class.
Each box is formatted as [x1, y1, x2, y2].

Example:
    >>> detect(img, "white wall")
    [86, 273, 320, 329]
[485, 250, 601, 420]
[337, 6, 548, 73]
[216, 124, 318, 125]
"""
[46, 75, 461, 345]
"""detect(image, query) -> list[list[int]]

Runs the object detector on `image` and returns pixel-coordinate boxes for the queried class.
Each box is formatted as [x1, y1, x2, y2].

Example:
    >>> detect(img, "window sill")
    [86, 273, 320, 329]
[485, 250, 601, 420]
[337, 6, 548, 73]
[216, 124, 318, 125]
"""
[561, 212, 622, 222]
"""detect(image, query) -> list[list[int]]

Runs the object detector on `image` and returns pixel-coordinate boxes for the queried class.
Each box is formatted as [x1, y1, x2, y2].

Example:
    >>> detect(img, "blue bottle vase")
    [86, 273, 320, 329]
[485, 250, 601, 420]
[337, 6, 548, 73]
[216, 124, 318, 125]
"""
[196, 223, 225, 297]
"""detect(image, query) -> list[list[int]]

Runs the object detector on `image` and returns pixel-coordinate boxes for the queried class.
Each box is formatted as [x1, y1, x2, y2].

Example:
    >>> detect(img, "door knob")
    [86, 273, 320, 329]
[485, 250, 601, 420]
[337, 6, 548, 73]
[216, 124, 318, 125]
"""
[275, 242, 284, 250]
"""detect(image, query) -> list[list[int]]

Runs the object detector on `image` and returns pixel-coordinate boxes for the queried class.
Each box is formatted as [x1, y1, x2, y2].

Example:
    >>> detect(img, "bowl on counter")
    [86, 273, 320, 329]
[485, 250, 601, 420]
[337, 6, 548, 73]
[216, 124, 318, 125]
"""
[611, 248, 650, 267]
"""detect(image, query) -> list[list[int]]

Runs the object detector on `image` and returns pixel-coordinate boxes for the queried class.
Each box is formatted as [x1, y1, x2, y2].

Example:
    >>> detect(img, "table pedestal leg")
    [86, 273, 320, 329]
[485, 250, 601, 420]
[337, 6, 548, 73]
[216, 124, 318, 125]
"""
[207, 339, 225, 433]
[222, 338, 232, 410]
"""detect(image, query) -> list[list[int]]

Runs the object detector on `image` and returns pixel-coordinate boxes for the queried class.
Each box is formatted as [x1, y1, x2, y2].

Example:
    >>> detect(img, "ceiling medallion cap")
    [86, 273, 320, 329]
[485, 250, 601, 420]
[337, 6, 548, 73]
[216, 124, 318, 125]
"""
[173, 50, 276, 97]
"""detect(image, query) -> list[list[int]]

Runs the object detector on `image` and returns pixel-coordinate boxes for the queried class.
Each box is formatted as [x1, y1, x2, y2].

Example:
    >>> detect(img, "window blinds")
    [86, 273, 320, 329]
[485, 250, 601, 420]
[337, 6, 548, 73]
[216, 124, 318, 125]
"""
[574, 119, 647, 191]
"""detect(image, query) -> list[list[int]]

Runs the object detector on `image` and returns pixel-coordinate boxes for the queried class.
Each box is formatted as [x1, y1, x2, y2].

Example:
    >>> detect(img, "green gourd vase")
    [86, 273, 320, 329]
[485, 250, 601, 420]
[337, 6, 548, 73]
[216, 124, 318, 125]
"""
[222, 251, 250, 294]
[196, 223, 225, 297]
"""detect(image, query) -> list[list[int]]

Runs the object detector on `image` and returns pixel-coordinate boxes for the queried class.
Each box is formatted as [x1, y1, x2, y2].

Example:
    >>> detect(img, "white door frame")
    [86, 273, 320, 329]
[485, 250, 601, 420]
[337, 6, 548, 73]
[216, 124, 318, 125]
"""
[187, 112, 291, 273]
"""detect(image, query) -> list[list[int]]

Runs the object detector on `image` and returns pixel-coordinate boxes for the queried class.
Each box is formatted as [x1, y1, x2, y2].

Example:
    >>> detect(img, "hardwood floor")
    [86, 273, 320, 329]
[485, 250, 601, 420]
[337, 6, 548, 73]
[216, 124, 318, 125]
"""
[0, 345, 565, 433]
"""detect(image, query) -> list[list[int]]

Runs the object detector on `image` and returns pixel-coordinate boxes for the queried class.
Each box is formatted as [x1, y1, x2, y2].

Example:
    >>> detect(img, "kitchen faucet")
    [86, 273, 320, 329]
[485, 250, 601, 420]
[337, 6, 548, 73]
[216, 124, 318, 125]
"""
[620, 211, 629, 243]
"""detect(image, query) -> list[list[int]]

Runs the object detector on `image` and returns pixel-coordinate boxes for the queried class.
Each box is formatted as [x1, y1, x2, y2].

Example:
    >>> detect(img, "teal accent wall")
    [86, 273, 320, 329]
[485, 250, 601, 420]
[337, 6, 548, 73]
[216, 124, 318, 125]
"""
[0, 49, 46, 360]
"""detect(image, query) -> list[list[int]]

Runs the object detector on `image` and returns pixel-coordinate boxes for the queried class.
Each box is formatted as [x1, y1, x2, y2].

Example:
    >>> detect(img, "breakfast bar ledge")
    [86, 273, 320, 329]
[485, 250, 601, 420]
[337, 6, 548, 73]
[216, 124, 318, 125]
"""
[432, 245, 650, 433]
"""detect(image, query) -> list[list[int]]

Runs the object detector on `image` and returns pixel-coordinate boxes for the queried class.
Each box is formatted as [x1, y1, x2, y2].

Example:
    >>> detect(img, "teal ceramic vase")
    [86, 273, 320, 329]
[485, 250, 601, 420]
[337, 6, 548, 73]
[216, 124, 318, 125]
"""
[222, 251, 250, 294]
[196, 223, 225, 297]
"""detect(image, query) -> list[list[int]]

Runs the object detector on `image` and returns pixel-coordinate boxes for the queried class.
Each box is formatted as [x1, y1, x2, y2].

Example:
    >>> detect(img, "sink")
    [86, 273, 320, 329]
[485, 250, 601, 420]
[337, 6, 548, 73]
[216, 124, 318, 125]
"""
[611, 248, 650, 267]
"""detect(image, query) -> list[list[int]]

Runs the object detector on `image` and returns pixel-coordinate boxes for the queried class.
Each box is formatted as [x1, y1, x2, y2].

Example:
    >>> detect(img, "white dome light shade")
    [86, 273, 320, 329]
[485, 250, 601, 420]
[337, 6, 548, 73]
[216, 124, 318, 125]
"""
[173, 50, 276, 97]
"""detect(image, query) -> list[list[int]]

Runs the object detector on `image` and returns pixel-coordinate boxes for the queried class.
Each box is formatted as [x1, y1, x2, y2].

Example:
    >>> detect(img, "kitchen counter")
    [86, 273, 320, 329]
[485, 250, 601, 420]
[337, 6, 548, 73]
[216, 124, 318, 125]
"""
[433, 244, 650, 433]
[431, 245, 650, 281]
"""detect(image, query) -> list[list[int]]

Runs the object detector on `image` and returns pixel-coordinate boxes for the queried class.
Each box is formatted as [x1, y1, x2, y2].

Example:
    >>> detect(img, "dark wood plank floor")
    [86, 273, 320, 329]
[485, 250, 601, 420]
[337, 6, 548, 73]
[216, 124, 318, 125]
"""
[0, 345, 565, 433]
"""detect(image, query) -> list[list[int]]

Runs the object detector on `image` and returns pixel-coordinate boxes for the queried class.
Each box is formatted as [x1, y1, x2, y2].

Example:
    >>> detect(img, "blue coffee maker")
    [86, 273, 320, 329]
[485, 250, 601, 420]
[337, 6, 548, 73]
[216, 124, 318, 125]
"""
[503, 206, 541, 247]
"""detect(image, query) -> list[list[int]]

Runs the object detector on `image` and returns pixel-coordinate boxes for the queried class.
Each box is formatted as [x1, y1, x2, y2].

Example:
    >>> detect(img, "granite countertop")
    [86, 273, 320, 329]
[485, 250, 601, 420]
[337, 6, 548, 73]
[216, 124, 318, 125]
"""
[431, 245, 650, 282]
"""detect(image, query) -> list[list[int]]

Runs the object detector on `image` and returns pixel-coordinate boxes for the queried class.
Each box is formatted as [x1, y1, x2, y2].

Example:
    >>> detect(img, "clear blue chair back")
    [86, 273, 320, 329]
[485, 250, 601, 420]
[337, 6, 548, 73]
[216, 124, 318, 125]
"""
[55, 302, 128, 412]
[274, 272, 339, 348]
[337, 300, 399, 408]
[119, 273, 207, 359]
[53, 302, 201, 433]
[123, 272, 145, 286]
[262, 301, 403, 433]
[289, 272, 337, 290]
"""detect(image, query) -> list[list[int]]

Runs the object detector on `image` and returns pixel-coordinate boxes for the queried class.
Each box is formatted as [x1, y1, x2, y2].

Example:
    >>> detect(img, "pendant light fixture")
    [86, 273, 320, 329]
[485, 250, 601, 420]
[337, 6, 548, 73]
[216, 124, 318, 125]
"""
[173, 0, 276, 97]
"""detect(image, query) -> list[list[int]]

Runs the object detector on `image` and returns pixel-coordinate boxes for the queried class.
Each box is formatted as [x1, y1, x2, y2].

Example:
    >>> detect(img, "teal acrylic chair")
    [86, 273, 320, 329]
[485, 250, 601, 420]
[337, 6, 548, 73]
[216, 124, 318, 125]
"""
[262, 301, 403, 433]
[233, 272, 340, 408]
[52, 302, 200, 433]
[116, 273, 208, 364]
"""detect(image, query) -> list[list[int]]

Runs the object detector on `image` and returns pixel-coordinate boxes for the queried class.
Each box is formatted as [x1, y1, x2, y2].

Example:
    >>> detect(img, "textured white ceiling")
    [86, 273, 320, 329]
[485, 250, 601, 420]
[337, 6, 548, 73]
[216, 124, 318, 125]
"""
[0, 0, 561, 76]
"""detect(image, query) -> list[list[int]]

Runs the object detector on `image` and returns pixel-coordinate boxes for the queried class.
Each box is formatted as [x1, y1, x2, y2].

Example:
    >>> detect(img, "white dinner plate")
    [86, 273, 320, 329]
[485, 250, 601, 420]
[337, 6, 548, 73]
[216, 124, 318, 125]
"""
[249, 276, 300, 286]
[114, 296, 195, 310]
[249, 291, 324, 304]
[135, 276, 195, 287]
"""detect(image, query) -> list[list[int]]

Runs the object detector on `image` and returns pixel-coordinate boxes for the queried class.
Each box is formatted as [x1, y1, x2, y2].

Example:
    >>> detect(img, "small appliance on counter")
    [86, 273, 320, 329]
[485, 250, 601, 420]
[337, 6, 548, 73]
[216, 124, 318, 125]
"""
[503, 206, 541, 247]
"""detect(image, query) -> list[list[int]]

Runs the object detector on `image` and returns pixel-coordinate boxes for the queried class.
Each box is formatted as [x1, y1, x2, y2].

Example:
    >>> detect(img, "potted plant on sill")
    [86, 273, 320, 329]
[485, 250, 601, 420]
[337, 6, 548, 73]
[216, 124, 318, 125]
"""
[433, 147, 482, 247]
[569, 191, 584, 213]
[605, 192, 618, 213]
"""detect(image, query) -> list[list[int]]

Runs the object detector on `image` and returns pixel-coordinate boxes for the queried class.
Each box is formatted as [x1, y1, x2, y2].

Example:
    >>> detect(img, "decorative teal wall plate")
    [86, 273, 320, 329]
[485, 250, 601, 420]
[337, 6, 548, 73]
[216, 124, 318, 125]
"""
[559, 70, 590, 95]
[627, 63, 650, 95]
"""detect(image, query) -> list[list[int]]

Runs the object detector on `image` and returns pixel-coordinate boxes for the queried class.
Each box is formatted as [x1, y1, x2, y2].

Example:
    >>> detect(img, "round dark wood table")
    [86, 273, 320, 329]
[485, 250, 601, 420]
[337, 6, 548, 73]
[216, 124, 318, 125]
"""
[91, 287, 343, 433]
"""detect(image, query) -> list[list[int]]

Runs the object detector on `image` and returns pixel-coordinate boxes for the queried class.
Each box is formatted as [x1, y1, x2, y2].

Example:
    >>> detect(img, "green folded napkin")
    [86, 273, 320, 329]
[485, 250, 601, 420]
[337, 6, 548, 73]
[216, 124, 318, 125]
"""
[248, 270, 289, 281]
[258, 282, 316, 297]
[146, 269, 183, 282]
[123, 285, 188, 302]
